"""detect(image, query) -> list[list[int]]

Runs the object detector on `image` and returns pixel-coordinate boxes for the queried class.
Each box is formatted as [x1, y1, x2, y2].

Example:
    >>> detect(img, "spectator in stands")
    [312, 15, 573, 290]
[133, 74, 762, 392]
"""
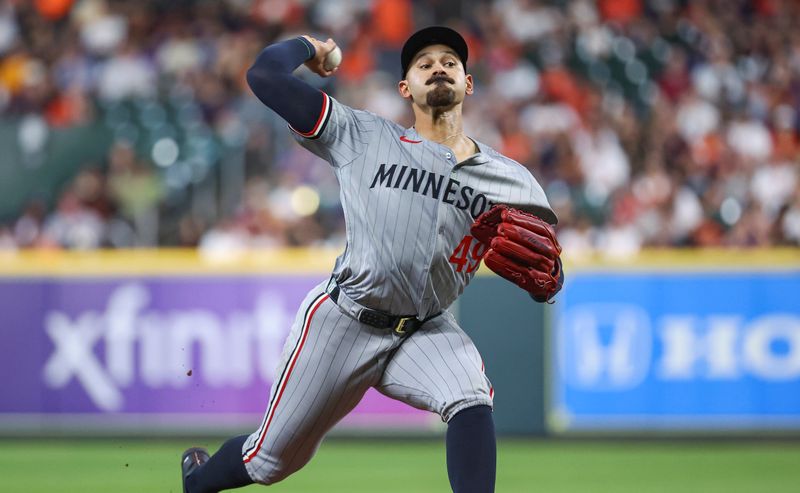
[0, 0, 797, 253]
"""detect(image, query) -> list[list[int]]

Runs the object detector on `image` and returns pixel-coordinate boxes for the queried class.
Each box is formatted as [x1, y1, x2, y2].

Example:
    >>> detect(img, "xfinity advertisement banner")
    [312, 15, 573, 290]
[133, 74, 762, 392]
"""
[0, 277, 432, 431]
[552, 271, 800, 430]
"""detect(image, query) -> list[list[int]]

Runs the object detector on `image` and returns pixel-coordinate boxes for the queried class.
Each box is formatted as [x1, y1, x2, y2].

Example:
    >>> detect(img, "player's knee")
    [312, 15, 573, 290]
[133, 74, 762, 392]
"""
[247, 456, 307, 485]
[248, 462, 287, 485]
[257, 467, 289, 486]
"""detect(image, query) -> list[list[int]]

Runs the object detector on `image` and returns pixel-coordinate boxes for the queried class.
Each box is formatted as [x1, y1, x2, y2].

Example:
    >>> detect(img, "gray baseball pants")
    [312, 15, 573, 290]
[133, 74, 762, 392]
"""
[241, 281, 493, 484]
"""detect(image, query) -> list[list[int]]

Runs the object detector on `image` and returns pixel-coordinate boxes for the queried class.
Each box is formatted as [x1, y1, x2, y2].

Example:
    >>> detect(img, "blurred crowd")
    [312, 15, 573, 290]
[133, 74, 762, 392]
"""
[0, 0, 799, 256]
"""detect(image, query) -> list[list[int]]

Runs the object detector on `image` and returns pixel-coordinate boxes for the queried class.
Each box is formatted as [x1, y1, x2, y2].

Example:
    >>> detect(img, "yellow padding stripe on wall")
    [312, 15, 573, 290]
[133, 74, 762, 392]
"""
[557, 248, 800, 272]
[0, 249, 341, 277]
[0, 248, 797, 277]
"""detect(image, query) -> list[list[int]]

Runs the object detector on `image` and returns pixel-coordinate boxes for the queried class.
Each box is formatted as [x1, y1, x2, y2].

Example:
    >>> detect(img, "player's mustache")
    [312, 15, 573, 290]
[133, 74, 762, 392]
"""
[426, 74, 455, 85]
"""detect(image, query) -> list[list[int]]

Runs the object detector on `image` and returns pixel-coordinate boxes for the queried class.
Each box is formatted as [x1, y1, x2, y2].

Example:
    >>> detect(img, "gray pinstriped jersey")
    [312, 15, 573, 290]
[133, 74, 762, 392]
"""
[293, 93, 555, 319]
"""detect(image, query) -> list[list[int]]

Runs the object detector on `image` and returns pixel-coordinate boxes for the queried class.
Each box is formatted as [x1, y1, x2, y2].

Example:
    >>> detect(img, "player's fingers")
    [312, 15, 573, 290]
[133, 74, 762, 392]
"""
[320, 38, 337, 56]
[319, 65, 338, 77]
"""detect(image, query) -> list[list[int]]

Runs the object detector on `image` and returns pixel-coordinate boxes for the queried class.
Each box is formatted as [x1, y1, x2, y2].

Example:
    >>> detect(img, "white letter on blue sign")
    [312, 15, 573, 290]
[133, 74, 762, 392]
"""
[560, 304, 651, 390]
[744, 315, 800, 380]
[657, 316, 740, 379]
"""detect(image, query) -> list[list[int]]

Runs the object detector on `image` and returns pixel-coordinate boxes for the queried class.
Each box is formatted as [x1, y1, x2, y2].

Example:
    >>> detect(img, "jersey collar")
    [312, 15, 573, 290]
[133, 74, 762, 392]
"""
[402, 127, 491, 165]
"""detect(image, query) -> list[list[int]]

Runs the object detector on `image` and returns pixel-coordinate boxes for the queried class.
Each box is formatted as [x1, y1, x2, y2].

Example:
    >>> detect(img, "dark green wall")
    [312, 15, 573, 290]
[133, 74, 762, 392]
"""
[458, 275, 548, 435]
[0, 121, 112, 221]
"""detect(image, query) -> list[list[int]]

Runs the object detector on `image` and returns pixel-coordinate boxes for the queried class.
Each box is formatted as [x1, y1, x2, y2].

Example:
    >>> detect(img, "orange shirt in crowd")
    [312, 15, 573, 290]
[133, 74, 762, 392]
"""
[337, 35, 375, 83]
[598, 0, 642, 23]
[541, 66, 586, 114]
[34, 0, 74, 20]
[371, 0, 413, 48]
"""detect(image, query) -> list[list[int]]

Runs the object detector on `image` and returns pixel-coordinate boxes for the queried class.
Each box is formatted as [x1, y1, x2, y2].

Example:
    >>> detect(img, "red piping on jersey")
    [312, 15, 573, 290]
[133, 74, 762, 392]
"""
[291, 92, 331, 138]
[243, 293, 330, 463]
[400, 136, 422, 144]
[480, 358, 494, 400]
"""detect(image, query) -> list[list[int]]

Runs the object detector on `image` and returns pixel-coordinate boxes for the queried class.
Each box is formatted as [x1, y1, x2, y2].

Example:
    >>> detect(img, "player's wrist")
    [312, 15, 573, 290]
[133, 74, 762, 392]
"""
[297, 36, 316, 61]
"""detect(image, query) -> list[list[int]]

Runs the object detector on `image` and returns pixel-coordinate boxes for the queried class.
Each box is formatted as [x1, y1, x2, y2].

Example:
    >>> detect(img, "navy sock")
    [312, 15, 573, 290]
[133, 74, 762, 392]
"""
[186, 435, 254, 493]
[446, 405, 496, 493]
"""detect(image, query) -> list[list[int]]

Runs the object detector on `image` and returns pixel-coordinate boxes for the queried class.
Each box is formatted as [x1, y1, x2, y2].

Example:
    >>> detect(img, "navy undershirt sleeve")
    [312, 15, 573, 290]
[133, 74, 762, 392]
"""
[246, 37, 326, 134]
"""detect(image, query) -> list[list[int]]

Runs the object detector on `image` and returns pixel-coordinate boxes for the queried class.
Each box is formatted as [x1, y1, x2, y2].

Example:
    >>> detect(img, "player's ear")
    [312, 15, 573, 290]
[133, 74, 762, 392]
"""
[465, 74, 474, 96]
[398, 79, 412, 99]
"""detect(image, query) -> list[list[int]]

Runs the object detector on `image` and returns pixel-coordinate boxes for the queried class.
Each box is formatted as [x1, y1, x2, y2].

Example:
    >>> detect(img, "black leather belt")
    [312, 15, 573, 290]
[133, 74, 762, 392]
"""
[326, 280, 439, 336]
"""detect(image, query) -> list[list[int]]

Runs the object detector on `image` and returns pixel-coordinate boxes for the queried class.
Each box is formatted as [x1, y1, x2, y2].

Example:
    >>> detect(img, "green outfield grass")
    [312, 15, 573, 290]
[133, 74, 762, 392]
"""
[1, 438, 798, 492]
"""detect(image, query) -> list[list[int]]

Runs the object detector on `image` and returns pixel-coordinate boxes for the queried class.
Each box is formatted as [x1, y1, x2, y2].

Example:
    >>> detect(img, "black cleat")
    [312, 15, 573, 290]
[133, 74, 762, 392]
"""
[181, 447, 209, 493]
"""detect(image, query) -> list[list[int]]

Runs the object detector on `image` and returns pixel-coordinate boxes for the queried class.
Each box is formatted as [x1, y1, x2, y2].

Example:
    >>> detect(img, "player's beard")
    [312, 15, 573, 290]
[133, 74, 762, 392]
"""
[426, 84, 456, 107]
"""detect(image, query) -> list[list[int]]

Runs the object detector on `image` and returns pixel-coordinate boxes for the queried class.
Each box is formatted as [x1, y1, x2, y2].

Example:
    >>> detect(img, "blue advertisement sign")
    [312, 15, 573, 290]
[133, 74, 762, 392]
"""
[552, 271, 800, 430]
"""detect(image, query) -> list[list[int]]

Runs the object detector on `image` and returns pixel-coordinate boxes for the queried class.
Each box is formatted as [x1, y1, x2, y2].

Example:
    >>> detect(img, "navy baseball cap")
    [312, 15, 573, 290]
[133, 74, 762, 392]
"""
[401, 26, 468, 78]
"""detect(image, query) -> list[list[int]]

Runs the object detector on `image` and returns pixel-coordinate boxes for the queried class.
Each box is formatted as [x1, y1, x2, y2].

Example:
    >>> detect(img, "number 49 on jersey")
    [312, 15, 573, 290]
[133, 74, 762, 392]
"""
[449, 235, 488, 273]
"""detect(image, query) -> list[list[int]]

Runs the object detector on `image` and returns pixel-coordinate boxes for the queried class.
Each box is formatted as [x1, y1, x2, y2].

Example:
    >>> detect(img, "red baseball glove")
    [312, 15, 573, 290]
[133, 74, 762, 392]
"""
[471, 204, 564, 302]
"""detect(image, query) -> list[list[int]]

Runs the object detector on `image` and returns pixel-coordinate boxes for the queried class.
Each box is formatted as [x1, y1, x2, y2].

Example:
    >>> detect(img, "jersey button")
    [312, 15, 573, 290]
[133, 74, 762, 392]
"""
[445, 152, 452, 159]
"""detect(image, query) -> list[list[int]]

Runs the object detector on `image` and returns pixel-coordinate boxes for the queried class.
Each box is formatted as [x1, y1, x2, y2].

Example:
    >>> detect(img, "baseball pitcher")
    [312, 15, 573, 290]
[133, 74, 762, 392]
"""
[180, 26, 563, 493]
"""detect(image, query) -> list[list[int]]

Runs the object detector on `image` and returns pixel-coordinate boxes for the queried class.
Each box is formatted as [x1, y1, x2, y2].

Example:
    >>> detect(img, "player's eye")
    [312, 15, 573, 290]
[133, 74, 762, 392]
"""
[420, 63, 431, 69]
[445, 61, 456, 67]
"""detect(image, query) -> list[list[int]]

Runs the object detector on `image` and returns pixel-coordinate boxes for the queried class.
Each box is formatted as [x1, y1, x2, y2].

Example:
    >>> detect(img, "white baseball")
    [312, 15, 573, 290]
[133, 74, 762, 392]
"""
[323, 46, 342, 71]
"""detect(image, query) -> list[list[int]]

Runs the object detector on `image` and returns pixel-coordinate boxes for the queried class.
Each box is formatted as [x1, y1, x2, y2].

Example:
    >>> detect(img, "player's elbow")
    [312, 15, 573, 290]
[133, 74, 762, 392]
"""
[246, 64, 268, 92]
[246, 64, 282, 104]
[246, 51, 282, 90]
